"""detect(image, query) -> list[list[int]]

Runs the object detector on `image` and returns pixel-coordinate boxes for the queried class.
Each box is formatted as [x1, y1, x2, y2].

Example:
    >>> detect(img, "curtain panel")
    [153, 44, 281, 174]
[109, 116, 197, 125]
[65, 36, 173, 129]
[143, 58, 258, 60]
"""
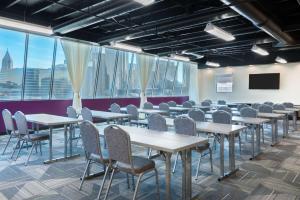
[189, 63, 200, 103]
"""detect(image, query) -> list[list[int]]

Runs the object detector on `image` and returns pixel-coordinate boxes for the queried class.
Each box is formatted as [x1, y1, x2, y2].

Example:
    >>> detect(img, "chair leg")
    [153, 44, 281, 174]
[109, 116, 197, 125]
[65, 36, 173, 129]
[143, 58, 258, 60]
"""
[97, 165, 110, 200]
[131, 175, 135, 191]
[2, 134, 12, 155]
[11, 139, 20, 159]
[133, 173, 144, 200]
[172, 152, 179, 173]
[39, 142, 42, 156]
[79, 159, 91, 190]
[261, 126, 264, 144]
[25, 143, 35, 166]
[209, 147, 213, 172]
[238, 135, 242, 154]
[126, 173, 130, 189]
[154, 168, 160, 200]
[35, 142, 38, 154]
[15, 140, 24, 161]
[104, 168, 115, 200]
[195, 153, 202, 180]
[148, 148, 152, 159]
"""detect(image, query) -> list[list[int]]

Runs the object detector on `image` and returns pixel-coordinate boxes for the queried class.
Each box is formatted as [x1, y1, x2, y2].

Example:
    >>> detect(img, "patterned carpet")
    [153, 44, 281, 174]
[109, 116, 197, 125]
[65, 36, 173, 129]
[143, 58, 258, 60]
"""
[0, 121, 300, 200]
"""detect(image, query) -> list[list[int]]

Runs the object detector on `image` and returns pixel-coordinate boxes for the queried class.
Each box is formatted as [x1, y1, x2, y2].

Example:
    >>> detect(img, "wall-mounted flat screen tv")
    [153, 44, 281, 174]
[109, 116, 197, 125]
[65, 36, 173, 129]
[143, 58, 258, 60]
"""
[249, 73, 280, 89]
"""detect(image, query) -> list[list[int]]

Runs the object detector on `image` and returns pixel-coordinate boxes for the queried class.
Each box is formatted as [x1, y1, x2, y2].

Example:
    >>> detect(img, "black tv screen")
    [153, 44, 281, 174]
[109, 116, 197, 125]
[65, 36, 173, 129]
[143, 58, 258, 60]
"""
[249, 73, 280, 89]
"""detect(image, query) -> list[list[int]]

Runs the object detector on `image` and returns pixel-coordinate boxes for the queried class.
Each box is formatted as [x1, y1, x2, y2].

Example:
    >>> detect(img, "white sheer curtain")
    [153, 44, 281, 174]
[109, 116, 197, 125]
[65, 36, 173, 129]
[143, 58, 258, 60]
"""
[189, 63, 200, 103]
[137, 54, 154, 108]
[61, 39, 91, 112]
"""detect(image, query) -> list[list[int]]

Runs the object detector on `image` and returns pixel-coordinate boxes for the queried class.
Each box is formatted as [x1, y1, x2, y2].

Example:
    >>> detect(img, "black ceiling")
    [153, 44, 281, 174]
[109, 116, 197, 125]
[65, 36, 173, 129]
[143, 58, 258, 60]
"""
[1, 0, 300, 68]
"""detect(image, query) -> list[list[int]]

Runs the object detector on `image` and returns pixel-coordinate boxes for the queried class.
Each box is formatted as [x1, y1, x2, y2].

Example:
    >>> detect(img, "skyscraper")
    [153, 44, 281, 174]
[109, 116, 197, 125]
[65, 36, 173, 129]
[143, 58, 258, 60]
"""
[1, 49, 13, 72]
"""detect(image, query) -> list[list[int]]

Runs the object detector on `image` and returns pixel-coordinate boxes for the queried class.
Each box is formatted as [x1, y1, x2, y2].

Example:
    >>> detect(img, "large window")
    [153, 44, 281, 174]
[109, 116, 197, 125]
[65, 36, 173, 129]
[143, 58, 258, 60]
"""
[182, 62, 191, 96]
[145, 56, 158, 96]
[24, 34, 54, 99]
[127, 53, 141, 97]
[0, 28, 26, 100]
[174, 61, 184, 95]
[52, 39, 73, 99]
[164, 60, 178, 95]
[152, 58, 168, 96]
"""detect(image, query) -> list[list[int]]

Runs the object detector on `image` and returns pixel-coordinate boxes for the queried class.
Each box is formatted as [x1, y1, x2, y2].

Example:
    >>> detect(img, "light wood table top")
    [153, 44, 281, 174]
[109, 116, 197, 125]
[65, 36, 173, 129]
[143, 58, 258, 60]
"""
[120, 107, 167, 115]
[91, 110, 131, 120]
[97, 125, 208, 153]
[153, 105, 191, 112]
[273, 110, 294, 115]
[232, 116, 270, 124]
[257, 112, 285, 119]
[25, 114, 82, 126]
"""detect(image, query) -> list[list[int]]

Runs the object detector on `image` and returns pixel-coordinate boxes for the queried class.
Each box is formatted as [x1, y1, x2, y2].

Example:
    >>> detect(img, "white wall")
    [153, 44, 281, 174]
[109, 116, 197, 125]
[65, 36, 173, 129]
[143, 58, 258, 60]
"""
[198, 62, 300, 104]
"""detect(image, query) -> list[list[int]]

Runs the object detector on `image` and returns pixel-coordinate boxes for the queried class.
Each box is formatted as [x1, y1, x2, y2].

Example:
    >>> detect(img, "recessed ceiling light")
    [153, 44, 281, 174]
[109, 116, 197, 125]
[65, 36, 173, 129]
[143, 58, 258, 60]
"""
[251, 45, 269, 56]
[170, 54, 190, 62]
[0, 16, 53, 35]
[206, 61, 220, 67]
[110, 42, 142, 52]
[275, 56, 287, 64]
[133, 0, 155, 6]
[204, 23, 235, 41]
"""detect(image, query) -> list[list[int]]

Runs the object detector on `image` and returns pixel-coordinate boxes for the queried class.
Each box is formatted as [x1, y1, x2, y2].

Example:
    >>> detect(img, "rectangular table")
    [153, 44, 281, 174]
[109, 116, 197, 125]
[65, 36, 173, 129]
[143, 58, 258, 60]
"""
[25, 114, 82, 164]
[91, 110, 131, 123]
[120, 107, 167, 115]
[98, 125, 207, 200]
[153, 105, 191, 113]
[162, 118, 246, 180]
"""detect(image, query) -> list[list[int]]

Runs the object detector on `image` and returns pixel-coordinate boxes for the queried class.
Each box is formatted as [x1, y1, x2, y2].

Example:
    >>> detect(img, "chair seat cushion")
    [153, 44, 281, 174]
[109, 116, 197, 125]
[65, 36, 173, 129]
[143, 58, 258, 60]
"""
[194, 142, 210, 152]
[89, 153, 109, 164]
[28, 132, 50, 141]
[116, 156, 155, 174]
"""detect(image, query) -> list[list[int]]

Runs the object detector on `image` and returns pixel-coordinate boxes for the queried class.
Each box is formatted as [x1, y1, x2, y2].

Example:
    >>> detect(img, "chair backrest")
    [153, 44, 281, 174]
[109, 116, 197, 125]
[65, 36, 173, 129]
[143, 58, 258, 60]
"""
[212, 110, 232, 124]
[264, 101, 274, 106]
[283, 102, 293, 108]
[258, 104, 273, 113]
[204, 99, 212, 104]
[110, 103, 121, 113]
[201, 101, 211, 106]
[14, 111, 29, 137]
[251, 103, 261, 110]
[167, 101, 177, 107]
[159, 102, 169, 112]
[143, 102, 153, 109]
[174, 116, 196, 136]
[127, 104, 139, 120]
[148, 114, 168, 131]
[79, 121, 103, 160]
[218, 106, 232, 114]
[240, 107, 257, 118]
[81, 107, 93, 122]
[182, 101, 193, 108]
[188, 100, 196, 106]
[104, 125, 133, 167]
[217, 100, 226, 105]
[237, 103, 249, 111]
[188, 109, 205, 122]
[273, 104, 285, 110]
[2, 109, 15, 132]
[67, 106, 77, 118]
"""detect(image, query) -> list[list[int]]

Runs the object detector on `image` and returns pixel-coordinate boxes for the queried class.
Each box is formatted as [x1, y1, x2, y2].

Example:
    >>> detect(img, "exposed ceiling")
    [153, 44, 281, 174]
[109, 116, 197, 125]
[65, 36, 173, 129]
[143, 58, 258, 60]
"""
[0, 0, 300, 68]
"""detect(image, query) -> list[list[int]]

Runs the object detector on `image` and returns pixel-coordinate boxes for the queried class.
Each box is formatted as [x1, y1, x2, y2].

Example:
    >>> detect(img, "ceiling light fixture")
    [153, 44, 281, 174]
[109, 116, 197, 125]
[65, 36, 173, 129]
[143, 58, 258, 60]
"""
[251, 45, 269, 56]
[181, 51, 204, 59]
[0, 16, 53, 35]
[204, 23, 235, 41]
[170, 54, 190, 62]
[133, 0, 155, 6]
[206, 61, 220, 67]
[110, 42, 142, 52]
[275, 56, 287, 64]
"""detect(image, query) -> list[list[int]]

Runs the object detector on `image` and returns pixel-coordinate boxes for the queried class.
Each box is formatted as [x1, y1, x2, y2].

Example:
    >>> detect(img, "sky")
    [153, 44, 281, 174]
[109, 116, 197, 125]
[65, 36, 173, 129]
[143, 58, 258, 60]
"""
[0, 28, 65, 69]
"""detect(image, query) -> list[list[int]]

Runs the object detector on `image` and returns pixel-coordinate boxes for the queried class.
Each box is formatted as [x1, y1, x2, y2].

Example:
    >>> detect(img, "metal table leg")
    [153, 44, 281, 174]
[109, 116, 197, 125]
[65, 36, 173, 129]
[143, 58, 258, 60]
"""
[165, 152, 172, 200]
[293, 112, 297, 131]
[250, 127, 255, 160]
[44, 126, 53, 164]
[64, 125, 67, 158]
[219, 134, 225, 180]
[180, 149, 192, 200]
[255, 124, 261, 155]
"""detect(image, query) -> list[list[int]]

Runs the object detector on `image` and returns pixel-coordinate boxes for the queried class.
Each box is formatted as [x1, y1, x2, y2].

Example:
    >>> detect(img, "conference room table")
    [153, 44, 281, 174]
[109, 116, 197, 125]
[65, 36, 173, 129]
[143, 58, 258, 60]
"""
[91, 110, 131, 123]
[120, 107, 167, 115]
[153, 105, 191, 113]
[25, 113, 82, 164]
[155, 118, 246, 180]
[97, 124, 208, 200]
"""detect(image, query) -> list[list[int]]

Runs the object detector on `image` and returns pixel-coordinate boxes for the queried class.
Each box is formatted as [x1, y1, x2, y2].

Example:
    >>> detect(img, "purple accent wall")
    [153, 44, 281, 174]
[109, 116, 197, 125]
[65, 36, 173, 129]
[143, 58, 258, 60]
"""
[147, 96, 189, 105]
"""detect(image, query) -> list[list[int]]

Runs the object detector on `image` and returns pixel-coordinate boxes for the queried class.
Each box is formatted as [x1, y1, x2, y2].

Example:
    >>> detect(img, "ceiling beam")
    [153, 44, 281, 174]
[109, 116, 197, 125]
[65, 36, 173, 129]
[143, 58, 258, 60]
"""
[31, 0, 65, 15]
[6, 0, 22, 8]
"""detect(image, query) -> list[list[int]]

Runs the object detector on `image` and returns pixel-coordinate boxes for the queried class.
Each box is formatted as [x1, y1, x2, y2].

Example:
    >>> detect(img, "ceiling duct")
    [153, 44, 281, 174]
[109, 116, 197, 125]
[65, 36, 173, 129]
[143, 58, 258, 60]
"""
[220, 0, 296, 45]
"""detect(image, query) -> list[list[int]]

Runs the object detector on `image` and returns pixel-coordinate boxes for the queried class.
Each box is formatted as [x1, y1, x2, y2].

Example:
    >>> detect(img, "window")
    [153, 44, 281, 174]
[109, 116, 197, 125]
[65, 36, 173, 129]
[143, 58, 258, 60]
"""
[52, 39, 73, 99]
[0, 28, 26, 100]
[144, 56, 158, 96]
[152, 58, 168, 96]
[127, 53, 141, 97]
[174, 61, 184, 95]
[24, 34, 54, 99]
[81, 46, 100, 99]
[95, 47, 117, 98]
[163, 60, 177, 95]
[182, 62, 191, 95]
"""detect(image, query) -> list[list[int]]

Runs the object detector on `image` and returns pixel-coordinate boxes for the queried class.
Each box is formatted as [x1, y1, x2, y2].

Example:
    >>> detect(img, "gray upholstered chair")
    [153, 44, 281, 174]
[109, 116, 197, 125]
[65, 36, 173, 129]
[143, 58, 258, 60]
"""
[2, 109, 19, 155]
[172, 116, 213, 179]
[201, 101, 211, 107]
[110, 103, 121, 113]
[264, 101, 274, 106]
[78, 121, 109, 198]
[143, 102, 153, 109]
[13, 111, 49, 165]
[182, 101, 193, 108]
[240, 107, 257, 118]
[127, 104, 146, 126]
[218, 106, 232, 114]
[102, 125, 160, 200]
[167, 101, 177, 107]
[259, 104, 273, 113]
[237, 104, 249, 111]
[159, 102, 170, 116]
[273, 104, 286, 110]
[188, 109, 205, 122]
[67, 106, 80, 141]
[283, 102, 294, 108]
[204, 99, 212, 104]
[67, 106, 78, 118]
[81, 107, 93, 122]
[251, 103, 261, 110]
[217, 100, 226, 105]
[188, 100, 196, 106]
